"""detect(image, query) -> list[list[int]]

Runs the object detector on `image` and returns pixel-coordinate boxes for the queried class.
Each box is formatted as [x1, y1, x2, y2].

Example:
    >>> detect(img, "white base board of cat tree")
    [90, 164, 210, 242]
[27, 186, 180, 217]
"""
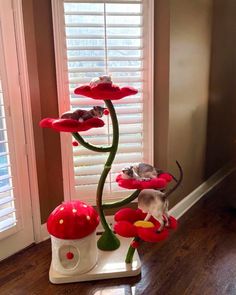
[49, 237, 141, 284]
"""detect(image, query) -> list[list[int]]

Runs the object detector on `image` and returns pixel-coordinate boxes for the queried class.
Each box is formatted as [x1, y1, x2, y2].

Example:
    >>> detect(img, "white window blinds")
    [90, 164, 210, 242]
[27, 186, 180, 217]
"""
[0, 79, 16, 233]
[52, 0, 153, 203]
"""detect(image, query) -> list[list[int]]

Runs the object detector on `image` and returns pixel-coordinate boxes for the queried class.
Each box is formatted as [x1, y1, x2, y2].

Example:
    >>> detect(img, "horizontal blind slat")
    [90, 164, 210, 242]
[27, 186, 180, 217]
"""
[68, 77, 142, 83]
[65, 23, 141, 28]
[0, 174, 12, 181]
[73, 141, 142, 156]
[67, 56, 143, 62]
[74, 160, 143, 177]
[64, 12, 142, 16]
[0, 185, 12, 194]
[68, 66, 142, 73]
[72, 133, 142, 146]
[66, 35, 142, 40]
[64, 0, 142, 3]
[0, 207, 15, 219]
[75, 183, 110, 194]
[78, 124, 142, 137]
[67, 46, 143, 51]
[0, 152, 9, 157]
[74, 150, 142, 166]
[0, 218, 16, 232]
[0, 196, 14, 206]
[75, 171, 134, 186]
[70, 95, 142, 106]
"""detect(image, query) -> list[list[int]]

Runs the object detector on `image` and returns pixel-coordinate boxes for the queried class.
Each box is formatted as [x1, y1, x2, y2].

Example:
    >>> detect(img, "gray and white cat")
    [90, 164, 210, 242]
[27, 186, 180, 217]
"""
[61, 106, 106, 122]
[121, 163, 163, 181]
[90, 75, 112, 88]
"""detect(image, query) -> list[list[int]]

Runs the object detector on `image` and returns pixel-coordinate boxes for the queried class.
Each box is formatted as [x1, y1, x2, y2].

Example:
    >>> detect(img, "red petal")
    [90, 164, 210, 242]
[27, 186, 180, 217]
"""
[167, 216, 178, 230]
[51, 118, 104, 132]
[74, 83, 138, 100]
[159, 173, 173, 182]
[114, 221, 137, 238]
[114, 208, 140, 223]
[137, 227, 169, 243]
[39, 118, 55, 129]
[52, 119, 80, 132]
[116, 173, 168, 190]
[131, 241, 140, 248]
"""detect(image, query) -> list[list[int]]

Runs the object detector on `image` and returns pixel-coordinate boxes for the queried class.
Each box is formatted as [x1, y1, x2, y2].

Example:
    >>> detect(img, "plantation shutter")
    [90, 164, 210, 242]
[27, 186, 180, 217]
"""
[0, 78, 16, 235]
[52, 0, 153, 203]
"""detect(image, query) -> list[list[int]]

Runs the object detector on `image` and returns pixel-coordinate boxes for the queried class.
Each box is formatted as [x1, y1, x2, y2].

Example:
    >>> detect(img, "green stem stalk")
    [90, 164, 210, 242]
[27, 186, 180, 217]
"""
[72, 100, 139, 251]
[96, 100, 120, 250]
[102, 190, 141, 209]
[125, 237, 141, 264]
[72, 132, 112, 152]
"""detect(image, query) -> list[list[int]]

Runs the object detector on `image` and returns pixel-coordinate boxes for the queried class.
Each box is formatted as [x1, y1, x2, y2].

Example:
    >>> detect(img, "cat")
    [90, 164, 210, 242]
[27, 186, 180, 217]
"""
[61, 106, 106, 122]
[89, 75, 112, 88]
[138, 161, 183, 231]
[121, 163, 163, 181]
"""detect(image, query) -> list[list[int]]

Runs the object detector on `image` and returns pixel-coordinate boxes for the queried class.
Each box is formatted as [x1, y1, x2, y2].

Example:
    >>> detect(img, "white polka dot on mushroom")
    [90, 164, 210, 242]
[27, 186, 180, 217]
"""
[83, 204, 87, 208]
[59, 219, 64, 224]
[72, 209, 77, 213]
[60, 207, 64, 211]
[86, 216, 90, 221]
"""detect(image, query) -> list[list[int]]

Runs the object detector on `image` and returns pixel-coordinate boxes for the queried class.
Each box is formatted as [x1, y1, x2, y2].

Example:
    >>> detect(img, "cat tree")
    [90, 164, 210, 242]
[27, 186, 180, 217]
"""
[40, 80, 178, 284]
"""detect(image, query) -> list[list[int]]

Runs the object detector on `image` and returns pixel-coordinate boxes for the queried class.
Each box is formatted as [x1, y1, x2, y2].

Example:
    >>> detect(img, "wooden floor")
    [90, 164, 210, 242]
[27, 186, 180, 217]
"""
[1, 173, 236, 295]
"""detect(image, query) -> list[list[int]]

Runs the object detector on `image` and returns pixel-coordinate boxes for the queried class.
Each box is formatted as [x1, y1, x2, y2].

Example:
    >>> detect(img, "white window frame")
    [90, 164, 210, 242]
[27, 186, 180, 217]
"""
[0, 0, 34, 257]
[13, 0, 42, 242]
[52, 0, 154, 204]
[0, 0, 42, 259]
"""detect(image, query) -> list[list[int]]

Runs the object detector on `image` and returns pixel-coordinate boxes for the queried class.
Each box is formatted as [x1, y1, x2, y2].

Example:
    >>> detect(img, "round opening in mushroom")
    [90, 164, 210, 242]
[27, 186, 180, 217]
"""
[59, 245, 80, 270]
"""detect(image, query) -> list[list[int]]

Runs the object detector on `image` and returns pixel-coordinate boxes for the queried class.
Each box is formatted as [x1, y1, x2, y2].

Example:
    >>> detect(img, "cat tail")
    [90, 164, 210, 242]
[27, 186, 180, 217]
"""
[165, 161, 183, 197]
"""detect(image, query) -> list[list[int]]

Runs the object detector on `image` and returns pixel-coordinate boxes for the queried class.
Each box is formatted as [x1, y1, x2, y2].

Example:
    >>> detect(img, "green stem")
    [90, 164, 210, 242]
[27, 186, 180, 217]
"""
[96, 100, 120, 250]
[125, 237, 140, 264]
[72, 132, 112, 153]
[102, 190, 141, 209]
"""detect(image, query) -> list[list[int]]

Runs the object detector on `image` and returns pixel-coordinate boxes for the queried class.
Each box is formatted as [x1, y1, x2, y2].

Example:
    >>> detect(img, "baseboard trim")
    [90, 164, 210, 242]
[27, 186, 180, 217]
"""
[169, 163, 236, 219]
[40, 223, 50, 242]
[39, 163, 236, 242]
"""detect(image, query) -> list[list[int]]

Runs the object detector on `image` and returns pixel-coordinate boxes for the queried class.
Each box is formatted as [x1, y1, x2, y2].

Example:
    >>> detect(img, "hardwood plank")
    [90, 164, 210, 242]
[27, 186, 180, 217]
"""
[1, 173, 236, 295]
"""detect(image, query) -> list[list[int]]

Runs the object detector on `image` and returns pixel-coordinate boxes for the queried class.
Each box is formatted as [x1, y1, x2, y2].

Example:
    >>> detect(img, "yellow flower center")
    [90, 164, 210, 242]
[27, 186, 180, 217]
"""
[134, 220, 155, 228]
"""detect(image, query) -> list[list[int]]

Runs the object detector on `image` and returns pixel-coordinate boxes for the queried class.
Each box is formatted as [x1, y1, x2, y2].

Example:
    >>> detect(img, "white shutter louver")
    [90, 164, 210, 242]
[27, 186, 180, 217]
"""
[0, 79, 16, 233]
[53, 0, 153, 203]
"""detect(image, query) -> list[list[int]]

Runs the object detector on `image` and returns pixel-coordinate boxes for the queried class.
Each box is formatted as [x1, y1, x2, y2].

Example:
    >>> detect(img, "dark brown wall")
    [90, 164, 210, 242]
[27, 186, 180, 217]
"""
[22, 0, 64, 223]
[168, 0, 212, 208]
[154, 0, 170, 170]
[205, 0, 236, 178]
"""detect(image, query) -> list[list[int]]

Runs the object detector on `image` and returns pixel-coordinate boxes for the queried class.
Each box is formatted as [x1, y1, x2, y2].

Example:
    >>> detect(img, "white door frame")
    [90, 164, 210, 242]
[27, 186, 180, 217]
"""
[12, 0, 42, 243]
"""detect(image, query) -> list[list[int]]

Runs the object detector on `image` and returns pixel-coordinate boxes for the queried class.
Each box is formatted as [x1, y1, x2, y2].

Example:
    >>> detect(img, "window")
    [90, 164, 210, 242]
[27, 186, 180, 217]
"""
[0, 77, 16, 234]
[52, 0, 154, 203]
[0, 0, 34, 259]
